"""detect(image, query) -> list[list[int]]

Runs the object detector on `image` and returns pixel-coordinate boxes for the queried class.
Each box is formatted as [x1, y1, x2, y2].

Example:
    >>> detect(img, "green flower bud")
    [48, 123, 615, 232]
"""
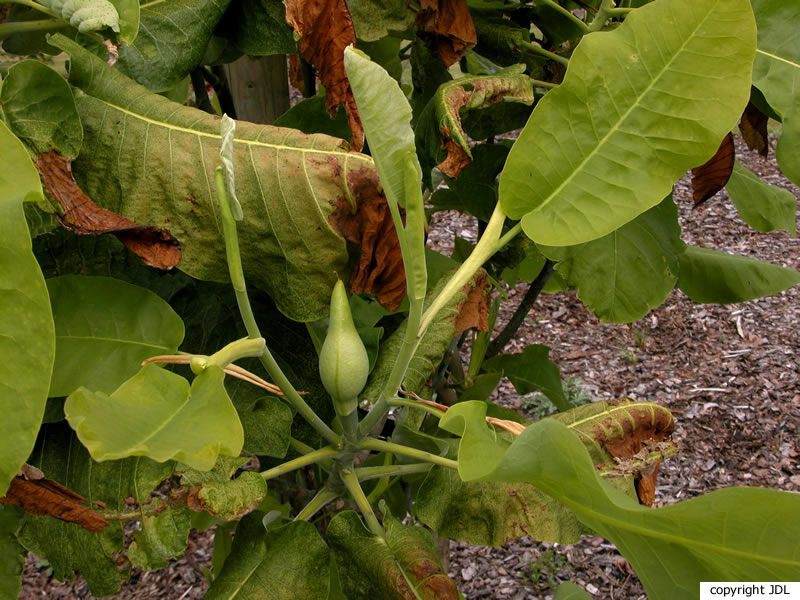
[319, 279, 369, 416]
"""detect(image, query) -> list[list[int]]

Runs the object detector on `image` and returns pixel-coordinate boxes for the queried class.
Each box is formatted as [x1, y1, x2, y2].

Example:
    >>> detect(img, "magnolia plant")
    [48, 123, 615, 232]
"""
[1, 0, 799, 598]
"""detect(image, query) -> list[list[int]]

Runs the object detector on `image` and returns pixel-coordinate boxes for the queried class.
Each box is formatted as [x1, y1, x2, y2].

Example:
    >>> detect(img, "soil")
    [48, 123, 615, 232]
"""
[19, 135, 799, 599]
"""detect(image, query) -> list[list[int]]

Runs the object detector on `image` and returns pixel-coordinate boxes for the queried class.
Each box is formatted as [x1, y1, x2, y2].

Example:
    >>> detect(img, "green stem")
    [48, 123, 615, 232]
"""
[530, 78, 558, 90]
[214, 168, 340, 447]
[520, 40, 569, 67]
[388, 397, 445, 419]
[355, 463, 432, 482]
[4, 0, 60, 20]
[289, 437, 315, 455]
[589, 0, 630, 31]
[260, 446, 341, 481]
[339, 408, 359, 444]
[0, 18, 67, 39]
[418, 203, 515, 337]
[341, 468, 384, 537]
[202, 336, 265, 370]
[536, 0, 591, 33]
[294, 488, 338, 521]
[358, 438, 458, 470]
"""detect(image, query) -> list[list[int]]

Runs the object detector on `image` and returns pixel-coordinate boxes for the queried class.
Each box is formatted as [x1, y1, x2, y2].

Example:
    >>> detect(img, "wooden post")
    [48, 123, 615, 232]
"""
[224, 55, 289, 124]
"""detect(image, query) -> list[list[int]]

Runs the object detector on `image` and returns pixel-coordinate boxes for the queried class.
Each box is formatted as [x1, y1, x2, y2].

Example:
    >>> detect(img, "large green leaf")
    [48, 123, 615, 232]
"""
[52, 34, 379, 322]
[0, 121, 55, 497]
[0, 60, 83, 157]
[19, 422, 175, 596]
[0, 506, 25, 600]
[480, 419, 800, 600]
[540, 197, 683, 323]
[725, 161, 797, 235]
[116, 0, 232, 92]
[65, 364, 244, 470]
[677, 245, 800, 304]
[47, 275, 185, 397]
[206, 515, 330, 599]
[327, 510, 458, 600]
[498, 0, 756, 245]
[483, 344, 566, 411]
[750, 0, 800, 184]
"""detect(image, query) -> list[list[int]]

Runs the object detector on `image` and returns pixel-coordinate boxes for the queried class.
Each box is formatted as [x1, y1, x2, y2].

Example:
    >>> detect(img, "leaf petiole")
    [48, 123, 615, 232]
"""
[259, 446, 341, 481]
[340, 467, 384, 538]
[358, 438, 458, 470]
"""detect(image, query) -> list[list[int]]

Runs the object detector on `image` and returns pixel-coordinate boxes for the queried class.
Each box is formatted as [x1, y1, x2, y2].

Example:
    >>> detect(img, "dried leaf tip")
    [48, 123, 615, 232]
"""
[219, 114, 243, 221]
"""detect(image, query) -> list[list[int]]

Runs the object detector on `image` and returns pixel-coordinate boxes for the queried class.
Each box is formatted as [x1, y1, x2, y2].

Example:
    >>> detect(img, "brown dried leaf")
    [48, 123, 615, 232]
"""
[739, 102, 769, 157]
[285, 0, 364, 151]
[0, 475, 109, 533]
[35, 151, 181, 269]
[634, 462, 660, 507]
[415, 0, 477, 66]
[330, 168, 407, 310]
[690, 133, 735, 207]
[453, 269, 490, 334]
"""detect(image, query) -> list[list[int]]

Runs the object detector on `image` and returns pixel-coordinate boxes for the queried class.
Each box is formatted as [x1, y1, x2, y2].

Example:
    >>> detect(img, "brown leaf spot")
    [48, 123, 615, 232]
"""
[453, 270, 490, 334]
[286, 0, 364, 151]
[330, 168, 407, 310]
[691, 133, 735, 207]
[416, 0, 477, 66]
[739, 102, 769, 157]
[35, 151, 181, 269]
[0, 475, 109, 533]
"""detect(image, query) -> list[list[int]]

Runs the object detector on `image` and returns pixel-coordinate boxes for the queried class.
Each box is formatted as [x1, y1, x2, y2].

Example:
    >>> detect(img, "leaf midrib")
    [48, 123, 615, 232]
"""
[529, 1, 717, 218]
[91, 97, 374, 162]
[756, 48, 800, 70]
[57, 334, 173, 351]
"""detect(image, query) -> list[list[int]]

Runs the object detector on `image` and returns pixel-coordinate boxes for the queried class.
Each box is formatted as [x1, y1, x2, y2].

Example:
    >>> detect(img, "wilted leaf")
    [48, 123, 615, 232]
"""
[0, 60, 83, 158]
[416, 66, 533, 178]
[415, 466, 589, 546]
[126, 506, 192, 569]
[185, 471, 266, 521]
[330, 169, 407, 310]
[327, 510, 458, 600]
[65, 364, 244, 471]
[0, 121, 55, 498]
[483, 344, 566, 411]
[35, 151, 181, 269]
[52, 34, 403, 322]
[739, 102, 769, 157]
[678, 245, 800, 304]
[499, 0, 756, 246]
[725, 161, 797, 235]
[0, 475, 108, 533]
[206, 515, 330, 599]
[47, 275, 185, 397]
[691, 133, 735, 207]
[415, 0, 477, 66]
[117, 0, 232, 92]
[286, 0, 364, 151]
